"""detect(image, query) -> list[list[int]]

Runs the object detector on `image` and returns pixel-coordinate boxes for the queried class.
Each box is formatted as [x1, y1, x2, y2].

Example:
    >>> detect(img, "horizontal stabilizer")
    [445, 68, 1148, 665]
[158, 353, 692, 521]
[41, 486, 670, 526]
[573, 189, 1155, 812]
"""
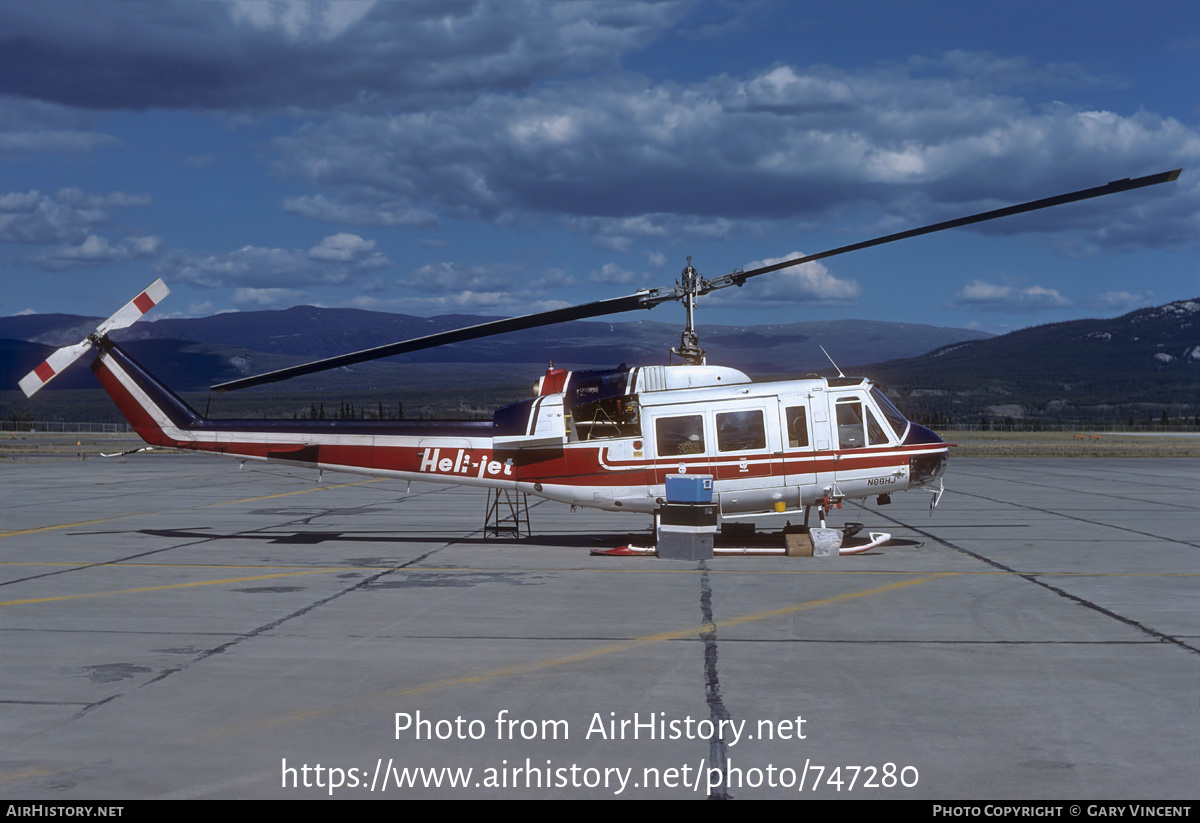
[17, 278, 170, 398]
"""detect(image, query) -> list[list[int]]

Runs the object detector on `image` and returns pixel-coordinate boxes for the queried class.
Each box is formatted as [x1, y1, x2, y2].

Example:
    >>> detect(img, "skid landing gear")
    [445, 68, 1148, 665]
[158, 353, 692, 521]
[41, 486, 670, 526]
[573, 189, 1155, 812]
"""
[593, 512, 890, 557]
[804, 493, 844, 529]
[797, 494, 885, 555]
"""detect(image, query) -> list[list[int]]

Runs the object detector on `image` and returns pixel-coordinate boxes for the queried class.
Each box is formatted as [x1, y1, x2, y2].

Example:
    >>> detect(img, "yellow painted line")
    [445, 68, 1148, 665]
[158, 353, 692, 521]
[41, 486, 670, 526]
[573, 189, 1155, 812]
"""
[208, 708, 329, 735]
[385, 573, 958, 698]
[0, 513, 149, 539]
[0, 569, 338, 607]
[213, 478, 385, 505]
[0, 478, 386, 539]
[504, 567, 1200, 578]
[0, 764, 55, 785]
[202, 573, 955, 739]
[1, 561, 367, 571]
[3, 559, 1195, 579]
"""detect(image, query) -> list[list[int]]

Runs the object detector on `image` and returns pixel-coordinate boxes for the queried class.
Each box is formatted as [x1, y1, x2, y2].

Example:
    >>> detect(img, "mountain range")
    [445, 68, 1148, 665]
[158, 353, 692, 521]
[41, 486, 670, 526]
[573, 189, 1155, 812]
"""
[0, 307, 989, 391]
[859, 298, 1200, 423]
[3, 299, 1197, 424]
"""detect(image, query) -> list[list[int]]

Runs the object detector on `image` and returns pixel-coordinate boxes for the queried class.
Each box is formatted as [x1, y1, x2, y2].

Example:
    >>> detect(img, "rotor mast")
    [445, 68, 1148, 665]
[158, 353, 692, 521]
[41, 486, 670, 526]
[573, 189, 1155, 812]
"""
[671, 257, 707, 365]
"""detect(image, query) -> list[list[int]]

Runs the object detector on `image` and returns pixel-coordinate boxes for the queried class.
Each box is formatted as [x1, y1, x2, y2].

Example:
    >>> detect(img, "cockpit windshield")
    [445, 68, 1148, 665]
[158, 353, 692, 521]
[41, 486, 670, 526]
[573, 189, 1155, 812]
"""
[870, 387, 910, 439]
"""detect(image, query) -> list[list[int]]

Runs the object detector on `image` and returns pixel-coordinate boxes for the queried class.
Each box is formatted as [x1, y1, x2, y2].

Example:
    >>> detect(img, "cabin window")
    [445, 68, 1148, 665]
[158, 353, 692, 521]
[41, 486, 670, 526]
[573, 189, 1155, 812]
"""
[716, 410, 766, 452]
[572, 395, 640, 440]
[784, 405, 810, 448]
[656, 415, 706, 455]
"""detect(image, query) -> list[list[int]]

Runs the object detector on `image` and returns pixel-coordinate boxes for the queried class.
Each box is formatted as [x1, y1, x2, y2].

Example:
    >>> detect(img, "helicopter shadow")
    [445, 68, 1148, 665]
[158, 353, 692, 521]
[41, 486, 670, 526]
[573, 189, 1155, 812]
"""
[68, 526, 646, 548]
[68, 527, 924, 553]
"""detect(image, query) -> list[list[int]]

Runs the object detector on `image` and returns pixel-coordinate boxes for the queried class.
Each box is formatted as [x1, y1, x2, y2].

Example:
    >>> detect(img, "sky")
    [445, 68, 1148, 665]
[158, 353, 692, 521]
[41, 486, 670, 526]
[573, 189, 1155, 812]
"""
[0, 0, 1197, 339]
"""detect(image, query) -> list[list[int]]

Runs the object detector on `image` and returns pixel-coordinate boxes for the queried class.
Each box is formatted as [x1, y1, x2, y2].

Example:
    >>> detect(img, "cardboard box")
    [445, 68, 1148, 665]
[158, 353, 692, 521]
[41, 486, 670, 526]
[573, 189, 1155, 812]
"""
[784, 532, 813, 557]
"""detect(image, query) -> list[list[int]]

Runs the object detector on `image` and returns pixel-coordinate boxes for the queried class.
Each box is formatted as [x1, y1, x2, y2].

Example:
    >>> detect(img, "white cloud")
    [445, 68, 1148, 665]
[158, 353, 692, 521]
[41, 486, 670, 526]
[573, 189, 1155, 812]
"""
[530, 268, 576, 288]
[561, 214, 761, 252]
[347, 291, 571, 316]
[307, 232, 385, 264]
[153, 300, 221, 320]
[282, 194, 437, 228]
[0, 130, 120, 155]
[954, 280, 1070, 311]
[589, 263, 638, 285]
[233, 287, 307, 307]
[32, 234, 163, 270]
[0, 1, 683, 111]
[1090, 290, 1156, 311]
[159, 233, 390, 288]
[708, 253, 861, 306]
[0, 96, 121, 157]
[403, 262, 521, 294]
[268, 57, 1198, 250]
[227, 0, 377, 42]
[0, 188, 152, 245]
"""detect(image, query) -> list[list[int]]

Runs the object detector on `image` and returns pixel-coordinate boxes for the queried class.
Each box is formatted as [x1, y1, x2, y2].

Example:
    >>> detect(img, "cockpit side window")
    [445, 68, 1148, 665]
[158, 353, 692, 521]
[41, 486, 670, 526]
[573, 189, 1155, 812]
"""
[656, 415, 706, 455]
[715, 410, 766, 452]
[837, 396, 893, 448]
[870, 387, 910, 439]
[866, 407, 890, 446]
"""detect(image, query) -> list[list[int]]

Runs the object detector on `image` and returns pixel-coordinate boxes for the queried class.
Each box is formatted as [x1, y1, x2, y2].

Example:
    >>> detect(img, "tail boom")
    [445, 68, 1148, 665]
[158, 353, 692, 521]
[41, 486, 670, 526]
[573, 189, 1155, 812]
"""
[91, 340, 509, 485]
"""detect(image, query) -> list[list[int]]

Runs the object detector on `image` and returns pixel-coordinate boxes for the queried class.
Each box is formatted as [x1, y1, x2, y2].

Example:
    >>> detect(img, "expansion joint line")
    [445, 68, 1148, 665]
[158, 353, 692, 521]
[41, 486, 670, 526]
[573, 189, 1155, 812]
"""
[698, 560, 732, 800]
[954, 487, 1200, 549]
[857, 502, 1200, 657]
[72, 495, 524, 721]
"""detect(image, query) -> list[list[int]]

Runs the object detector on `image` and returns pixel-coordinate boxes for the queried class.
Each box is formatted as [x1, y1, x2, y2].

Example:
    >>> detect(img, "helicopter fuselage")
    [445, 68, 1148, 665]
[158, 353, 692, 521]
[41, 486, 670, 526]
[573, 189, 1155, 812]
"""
[93, 342, 948, 517]
[23, 170, 1179, 523]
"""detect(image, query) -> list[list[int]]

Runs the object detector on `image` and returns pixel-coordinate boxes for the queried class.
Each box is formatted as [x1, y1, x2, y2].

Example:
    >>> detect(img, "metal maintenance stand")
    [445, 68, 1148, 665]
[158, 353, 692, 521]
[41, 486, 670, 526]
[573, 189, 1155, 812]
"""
[484, 489, 531, 539]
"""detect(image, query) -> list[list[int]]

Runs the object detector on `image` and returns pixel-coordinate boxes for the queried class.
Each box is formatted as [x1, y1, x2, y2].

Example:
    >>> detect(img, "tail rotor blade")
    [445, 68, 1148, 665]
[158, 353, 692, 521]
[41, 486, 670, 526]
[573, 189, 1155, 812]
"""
[18, 340, 93, 397]
[16, 278, 170, 397]
[98, 278, 170, 336]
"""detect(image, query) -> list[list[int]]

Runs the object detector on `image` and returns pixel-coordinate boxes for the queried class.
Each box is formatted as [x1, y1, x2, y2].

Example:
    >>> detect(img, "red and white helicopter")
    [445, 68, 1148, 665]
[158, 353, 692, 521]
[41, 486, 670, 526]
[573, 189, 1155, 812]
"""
[18, 170, 1180, 548]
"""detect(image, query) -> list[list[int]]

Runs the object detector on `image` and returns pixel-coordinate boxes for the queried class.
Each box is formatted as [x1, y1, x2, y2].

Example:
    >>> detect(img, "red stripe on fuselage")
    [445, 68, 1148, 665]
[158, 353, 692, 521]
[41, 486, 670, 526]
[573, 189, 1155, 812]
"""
[509, 442, 941, 486]
[598, 442, 941, 470]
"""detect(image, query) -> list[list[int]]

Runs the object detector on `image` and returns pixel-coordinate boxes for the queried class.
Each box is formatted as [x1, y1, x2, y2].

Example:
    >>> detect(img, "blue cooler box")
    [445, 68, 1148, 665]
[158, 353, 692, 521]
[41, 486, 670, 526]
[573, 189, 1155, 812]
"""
[665, 474, 714, 503]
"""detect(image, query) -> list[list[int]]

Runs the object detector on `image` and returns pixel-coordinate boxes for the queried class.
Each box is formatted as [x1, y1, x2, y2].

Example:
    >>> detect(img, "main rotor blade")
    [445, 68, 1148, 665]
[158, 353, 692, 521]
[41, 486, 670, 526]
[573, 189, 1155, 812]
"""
[706, 169, 1182, 290]
[211, 290, 668, 392]
[213, 167, 1181, 392]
